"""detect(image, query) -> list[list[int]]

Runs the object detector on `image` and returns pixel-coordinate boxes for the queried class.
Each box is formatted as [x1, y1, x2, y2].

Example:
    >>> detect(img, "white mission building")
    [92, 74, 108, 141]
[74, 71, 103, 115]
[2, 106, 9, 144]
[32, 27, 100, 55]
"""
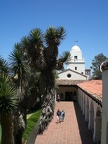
[58, 44, 91, 80]
[56, 44, 108, 143]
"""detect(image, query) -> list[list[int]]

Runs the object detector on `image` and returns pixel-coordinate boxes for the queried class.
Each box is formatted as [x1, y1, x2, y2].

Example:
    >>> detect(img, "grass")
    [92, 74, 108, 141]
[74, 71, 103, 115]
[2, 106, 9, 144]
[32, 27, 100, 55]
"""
[23, 109, 41, 141]
[0, 109, 41, 143]
[27, 112, 37, 119]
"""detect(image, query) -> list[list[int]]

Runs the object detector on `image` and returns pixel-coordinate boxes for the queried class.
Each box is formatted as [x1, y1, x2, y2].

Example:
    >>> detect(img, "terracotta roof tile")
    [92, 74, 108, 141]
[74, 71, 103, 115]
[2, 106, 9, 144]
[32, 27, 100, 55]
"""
[56, 79, 86, 85]
[56, 79, 102, 104]
[77, 80, 102, 100]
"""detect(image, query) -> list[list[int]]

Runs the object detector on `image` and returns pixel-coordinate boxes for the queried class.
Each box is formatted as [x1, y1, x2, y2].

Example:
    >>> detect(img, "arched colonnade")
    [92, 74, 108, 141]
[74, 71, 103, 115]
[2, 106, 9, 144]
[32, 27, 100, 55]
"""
[78, 88, 102, 143]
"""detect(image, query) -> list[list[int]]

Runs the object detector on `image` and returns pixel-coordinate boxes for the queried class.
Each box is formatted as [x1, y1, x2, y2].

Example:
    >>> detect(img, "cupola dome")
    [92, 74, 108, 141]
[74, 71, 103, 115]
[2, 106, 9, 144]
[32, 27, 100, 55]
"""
[71, 45, 81, 51]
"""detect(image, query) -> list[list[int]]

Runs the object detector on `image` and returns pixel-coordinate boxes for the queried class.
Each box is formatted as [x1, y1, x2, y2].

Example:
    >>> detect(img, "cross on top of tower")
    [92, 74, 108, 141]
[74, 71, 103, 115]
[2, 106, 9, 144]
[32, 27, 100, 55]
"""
[74, 40, 78, 45]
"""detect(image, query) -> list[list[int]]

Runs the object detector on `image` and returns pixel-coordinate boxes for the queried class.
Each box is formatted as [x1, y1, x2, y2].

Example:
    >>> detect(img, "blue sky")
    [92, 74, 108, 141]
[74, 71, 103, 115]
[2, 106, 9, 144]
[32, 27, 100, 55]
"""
[0, 0, 108, 69]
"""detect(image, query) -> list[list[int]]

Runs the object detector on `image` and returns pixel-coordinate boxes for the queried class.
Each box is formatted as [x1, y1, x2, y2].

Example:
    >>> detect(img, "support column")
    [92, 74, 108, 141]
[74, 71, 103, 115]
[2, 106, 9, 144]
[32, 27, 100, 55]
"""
[85, 104, 89, 122]
[101, 61, 108, 144]
[88, 110, 94, 131]
[93, 115, 101, 143]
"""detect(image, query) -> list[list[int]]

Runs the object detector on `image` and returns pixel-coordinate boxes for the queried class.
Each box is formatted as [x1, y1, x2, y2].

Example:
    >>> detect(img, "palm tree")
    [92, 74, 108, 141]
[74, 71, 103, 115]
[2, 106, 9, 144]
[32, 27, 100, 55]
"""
[0, 72, 17, 144]
[9, 42, 40, 144]
[7, 26, 66, 144]
[26, 26, 66, 143]
[25, 29, 45, 70]
[9, 43, 29, 144]
[9, 43, 26, 91]
[57, 51, 70, 71]
[0, 56, 9, 74]
[59, 51, 70, 63]
[38, 27, 66, 93]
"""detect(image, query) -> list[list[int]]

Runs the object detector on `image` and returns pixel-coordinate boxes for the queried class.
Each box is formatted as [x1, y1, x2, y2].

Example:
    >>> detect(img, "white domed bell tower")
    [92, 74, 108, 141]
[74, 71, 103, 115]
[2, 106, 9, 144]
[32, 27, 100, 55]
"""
[66, 45, 85, 75]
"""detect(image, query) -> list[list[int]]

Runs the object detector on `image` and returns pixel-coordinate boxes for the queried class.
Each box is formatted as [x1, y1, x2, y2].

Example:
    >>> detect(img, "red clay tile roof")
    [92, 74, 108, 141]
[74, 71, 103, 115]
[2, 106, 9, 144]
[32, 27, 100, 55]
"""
[56, 79, 102, 104]
[77, 80, 102, 101]
[56, 80, 86, 85]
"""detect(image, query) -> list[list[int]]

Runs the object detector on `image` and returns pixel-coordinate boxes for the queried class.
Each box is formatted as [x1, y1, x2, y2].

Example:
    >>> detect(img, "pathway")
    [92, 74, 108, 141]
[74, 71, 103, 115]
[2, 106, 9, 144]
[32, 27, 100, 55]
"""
[35, 101, 95, 144]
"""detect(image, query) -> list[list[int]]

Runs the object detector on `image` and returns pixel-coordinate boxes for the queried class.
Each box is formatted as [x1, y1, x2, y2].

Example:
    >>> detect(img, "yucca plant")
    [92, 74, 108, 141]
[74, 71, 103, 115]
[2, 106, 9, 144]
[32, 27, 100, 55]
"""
[0, 56, 9, 74]
[0, 72, 17, 144]
[27, 27, 66, 144]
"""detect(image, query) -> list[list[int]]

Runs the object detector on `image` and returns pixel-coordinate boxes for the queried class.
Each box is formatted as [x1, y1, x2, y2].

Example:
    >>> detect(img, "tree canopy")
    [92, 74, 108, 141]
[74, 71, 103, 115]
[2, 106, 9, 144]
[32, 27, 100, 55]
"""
[0, 26, 67, 144]
[90, 53, 107, 79]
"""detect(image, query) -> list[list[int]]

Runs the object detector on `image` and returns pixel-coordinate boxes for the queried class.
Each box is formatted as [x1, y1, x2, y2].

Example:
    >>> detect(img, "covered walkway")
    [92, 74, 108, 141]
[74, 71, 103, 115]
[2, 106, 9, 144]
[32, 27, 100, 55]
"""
[35, 102, 95, 144]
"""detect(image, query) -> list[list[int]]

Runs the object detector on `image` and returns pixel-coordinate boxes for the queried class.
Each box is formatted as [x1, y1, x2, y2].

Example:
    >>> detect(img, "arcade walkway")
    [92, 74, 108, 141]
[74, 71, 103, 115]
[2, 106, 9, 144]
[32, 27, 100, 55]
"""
[35, 102, 96, 144]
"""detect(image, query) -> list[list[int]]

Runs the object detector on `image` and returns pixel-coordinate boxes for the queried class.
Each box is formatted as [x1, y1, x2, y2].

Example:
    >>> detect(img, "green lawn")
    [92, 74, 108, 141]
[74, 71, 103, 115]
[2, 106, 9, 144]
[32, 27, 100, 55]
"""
[27, 112, 37, 119]
[23, 109, 41, 141]
[0, 109, 41, 143]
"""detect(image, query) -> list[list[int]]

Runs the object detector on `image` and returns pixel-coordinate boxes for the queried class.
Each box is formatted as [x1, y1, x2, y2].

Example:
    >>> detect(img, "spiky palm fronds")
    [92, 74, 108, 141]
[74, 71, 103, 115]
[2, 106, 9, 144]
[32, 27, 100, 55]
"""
[0, 73, 17, 144]
[0, 73, 17, 113]
[56, 51, 70, 70]
[45, 27, 66, 46]
[43, 27, 66, 69]
[0, 56, 9, 74]
[59, 51, 70, 62]
[9, 43, 27, 88]
[21, 29, 45, 70]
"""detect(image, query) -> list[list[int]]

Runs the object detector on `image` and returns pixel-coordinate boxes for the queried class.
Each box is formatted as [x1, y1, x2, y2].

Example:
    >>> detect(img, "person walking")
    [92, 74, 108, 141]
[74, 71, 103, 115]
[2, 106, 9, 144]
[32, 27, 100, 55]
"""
[56, 109, 61, 123]
[57, 95, 60, 102]
[61, 110, 65, 122]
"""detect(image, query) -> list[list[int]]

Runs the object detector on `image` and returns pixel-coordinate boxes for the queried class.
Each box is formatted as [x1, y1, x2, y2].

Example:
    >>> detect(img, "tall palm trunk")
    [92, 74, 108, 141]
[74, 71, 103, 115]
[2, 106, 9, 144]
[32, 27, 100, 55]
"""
[1, 112, 14, 144]
[14, 129, 23, 144]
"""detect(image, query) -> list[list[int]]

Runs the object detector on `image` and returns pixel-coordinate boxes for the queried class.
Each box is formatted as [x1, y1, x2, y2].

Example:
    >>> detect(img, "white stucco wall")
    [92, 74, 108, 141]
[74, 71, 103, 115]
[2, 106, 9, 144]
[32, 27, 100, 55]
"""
[58, 70, 87, 80]
[70, 45, 83, 60]
[66, 45, 85, 74]
[57, 86, 77, 101]
[101, 70, 108, 144]
[67, 63, 85, 74]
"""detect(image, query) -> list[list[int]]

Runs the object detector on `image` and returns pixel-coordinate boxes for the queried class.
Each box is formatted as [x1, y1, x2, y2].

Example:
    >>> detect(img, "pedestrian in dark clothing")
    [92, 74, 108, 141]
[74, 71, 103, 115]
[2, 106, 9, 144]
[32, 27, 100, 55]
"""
[56, 109, 61, 123]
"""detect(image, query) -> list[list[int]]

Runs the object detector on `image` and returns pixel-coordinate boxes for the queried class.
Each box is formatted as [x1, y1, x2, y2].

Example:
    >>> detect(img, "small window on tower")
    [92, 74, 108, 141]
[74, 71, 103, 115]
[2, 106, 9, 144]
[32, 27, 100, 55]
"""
[74, 56, 77, 59]
[75, 67, 77, 70]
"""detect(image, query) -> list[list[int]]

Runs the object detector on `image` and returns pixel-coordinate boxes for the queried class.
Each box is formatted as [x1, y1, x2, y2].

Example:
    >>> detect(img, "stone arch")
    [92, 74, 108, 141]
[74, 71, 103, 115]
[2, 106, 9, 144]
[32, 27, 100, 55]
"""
[85, 96, 89, 122]
[94, 106, 102, 143]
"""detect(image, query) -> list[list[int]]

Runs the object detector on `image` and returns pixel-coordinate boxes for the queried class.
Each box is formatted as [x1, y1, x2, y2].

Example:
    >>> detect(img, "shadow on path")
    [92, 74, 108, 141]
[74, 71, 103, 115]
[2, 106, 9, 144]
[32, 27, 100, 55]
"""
[73, 101, 96, 144]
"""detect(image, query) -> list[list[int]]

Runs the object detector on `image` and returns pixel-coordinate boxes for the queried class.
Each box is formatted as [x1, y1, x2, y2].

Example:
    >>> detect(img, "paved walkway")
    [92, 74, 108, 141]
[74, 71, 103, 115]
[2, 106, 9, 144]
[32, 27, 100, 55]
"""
[35, 101, 95, 144]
